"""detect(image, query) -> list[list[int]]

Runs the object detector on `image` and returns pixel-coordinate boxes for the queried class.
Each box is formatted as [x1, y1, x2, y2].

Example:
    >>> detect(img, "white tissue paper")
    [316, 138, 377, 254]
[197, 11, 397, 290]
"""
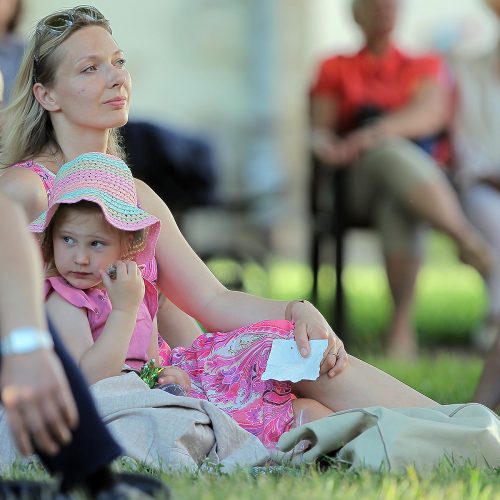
[261, 338, 329, 383]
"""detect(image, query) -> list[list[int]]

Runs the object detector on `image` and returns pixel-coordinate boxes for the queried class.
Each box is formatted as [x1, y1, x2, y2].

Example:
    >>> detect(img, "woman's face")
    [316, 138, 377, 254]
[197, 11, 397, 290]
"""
[486, 0, 500, 18]
[47, 25, 131, 131]
[356, 0, 399, 39]
[0, 0, 19, 34]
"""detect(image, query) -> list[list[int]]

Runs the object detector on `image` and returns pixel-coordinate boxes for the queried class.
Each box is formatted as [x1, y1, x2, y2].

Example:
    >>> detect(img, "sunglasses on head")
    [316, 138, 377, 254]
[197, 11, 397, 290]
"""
[33, 5, 107, 83]
[37, 5, 105, 34]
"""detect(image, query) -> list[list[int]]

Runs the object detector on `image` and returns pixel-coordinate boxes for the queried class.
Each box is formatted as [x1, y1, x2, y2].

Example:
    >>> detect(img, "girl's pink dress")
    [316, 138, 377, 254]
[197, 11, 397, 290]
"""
[44, 276, 158, 371]
[18, 160, 297, 449]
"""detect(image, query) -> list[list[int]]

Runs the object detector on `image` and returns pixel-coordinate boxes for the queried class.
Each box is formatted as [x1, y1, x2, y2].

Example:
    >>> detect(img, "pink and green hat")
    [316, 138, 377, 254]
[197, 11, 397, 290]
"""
[29, 152, 160, 265]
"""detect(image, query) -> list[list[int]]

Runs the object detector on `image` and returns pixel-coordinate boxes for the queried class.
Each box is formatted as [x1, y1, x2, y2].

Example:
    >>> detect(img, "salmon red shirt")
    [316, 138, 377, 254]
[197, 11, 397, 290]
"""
[310, 44, 448, 137]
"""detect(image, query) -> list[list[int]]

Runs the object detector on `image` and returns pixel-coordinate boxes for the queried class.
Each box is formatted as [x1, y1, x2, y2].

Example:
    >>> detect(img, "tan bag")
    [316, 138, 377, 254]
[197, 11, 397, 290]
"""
[278, 404, 500, 472]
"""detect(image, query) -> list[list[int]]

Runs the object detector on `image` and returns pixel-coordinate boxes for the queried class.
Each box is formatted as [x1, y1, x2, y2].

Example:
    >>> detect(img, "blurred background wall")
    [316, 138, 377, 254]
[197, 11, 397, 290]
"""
[18, 0, 500, 261]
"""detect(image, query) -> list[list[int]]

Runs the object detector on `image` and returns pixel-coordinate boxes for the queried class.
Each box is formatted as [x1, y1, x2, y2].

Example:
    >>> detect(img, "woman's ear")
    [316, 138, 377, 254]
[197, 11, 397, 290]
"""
[33, 82, 61, 112]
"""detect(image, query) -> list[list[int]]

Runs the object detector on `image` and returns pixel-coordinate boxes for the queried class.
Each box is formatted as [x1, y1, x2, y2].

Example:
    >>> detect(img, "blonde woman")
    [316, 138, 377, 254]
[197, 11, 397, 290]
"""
[0, 6, 434, 426]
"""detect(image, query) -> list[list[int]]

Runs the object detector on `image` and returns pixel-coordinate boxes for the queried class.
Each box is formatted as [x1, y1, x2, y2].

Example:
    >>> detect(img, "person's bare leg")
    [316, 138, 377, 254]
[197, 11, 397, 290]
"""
[406, 181, 492, 276]
[291, 398, 333, 427]
[293, 356, 436, 412]
[385, 253, 420, 359]
[473, 330, 500, 410]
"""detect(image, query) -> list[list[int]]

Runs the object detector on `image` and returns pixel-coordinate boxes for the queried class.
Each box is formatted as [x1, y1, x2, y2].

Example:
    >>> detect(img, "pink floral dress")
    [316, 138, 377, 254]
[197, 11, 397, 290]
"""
[164, 320, 297, 448]
[17, 160, 297, 449]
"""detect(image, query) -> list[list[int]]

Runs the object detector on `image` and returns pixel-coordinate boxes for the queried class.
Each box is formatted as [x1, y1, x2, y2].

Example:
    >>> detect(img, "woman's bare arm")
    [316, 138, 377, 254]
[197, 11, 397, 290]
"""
[0, 168, 49, 222]
[134, 179, 347, 375]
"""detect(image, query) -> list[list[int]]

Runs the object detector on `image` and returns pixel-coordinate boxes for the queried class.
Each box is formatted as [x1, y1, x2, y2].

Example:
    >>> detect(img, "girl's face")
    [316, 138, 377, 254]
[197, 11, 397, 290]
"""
[45, 25, 131, 131]
[52, 208, 127, 289]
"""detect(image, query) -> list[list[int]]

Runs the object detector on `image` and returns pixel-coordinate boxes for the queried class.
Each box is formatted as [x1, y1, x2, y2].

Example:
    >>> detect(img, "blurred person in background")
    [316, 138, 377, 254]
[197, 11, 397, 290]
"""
[451, 0, 500, 410]
[309, 0, 492, 359]
[0, 0, 24, 104]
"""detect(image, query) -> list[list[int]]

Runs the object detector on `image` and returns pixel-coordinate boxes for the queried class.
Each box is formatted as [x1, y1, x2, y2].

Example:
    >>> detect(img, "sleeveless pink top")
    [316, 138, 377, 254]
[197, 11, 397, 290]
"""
[45, 276, 158, 371]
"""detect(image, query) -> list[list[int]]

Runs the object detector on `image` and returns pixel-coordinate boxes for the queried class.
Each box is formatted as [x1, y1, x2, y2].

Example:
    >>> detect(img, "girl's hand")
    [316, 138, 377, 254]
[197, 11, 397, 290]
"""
[157, 366, 191, 392]
[288, 300, 348, 378]
[100, 261, 145, 314]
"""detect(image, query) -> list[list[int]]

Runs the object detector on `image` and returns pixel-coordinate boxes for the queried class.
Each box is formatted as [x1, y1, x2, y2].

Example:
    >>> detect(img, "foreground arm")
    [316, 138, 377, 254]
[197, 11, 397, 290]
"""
[310, 95, 360, 167]
[0, 198, 78, 456]
[135, 180, 347, 373]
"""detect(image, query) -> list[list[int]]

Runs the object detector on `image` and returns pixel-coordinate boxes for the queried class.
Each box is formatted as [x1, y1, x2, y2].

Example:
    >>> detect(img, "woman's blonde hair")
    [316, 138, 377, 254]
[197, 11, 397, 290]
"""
[0, 6, 125, 168]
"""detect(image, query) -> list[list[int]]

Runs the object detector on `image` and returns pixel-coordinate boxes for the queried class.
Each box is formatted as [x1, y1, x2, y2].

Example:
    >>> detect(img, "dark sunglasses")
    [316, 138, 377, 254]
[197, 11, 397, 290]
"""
[33, 5, 107, 83]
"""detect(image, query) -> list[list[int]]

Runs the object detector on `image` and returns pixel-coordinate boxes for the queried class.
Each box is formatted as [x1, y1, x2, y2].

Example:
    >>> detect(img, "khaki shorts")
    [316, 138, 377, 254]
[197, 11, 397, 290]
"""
[346, 138, 445, 256]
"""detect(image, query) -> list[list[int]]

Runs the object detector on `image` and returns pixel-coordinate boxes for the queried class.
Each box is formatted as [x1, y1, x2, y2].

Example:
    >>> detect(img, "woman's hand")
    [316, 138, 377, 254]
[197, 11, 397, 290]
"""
[288, 300, 348, 378]
[345, 121, 389, 154]
[311, 129, 360, 167]
[100, 261, 145, 314]
[157, 366, 191, 392]
[0, 349, 78, 456]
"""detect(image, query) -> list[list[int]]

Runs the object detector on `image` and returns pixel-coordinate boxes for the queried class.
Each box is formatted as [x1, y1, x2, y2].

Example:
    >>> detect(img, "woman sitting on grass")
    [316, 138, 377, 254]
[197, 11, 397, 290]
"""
[5, 5, 435, 452]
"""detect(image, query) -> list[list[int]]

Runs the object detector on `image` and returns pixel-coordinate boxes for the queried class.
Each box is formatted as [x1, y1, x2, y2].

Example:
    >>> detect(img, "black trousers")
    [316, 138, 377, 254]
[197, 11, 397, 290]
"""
[0, 319, 122, 490]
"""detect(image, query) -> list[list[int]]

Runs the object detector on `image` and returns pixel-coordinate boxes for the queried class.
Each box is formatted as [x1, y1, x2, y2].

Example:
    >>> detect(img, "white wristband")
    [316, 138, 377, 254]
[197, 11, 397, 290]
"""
[0, 328, 54, 356]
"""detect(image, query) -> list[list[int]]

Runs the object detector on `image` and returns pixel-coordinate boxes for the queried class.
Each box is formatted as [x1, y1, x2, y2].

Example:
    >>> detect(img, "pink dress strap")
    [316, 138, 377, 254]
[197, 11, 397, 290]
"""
[11, 160, 56, 198]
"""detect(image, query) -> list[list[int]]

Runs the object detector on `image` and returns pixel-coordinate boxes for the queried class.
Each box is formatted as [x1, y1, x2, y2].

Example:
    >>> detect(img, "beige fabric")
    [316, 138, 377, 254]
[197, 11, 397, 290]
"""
[278, 404, 500, 472]
[0, 373, 270, 472]
[89, 373, 270, 471]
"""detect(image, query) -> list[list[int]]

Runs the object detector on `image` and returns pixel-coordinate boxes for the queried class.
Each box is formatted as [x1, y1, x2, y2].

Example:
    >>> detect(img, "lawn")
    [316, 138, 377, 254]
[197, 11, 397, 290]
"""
[2, 354, 498, 500]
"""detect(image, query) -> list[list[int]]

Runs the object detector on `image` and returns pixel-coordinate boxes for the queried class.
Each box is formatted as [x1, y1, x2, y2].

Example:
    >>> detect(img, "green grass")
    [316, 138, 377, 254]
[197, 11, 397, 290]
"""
[2, 355, 497, 499]
[365, 353, 483, 404]
[161, 466, 500, 500]
[5, 460, 499, 500]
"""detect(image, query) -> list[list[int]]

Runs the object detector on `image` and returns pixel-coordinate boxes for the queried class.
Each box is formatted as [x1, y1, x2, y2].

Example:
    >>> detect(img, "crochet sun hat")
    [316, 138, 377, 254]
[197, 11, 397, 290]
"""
[29, 152, 160, 265]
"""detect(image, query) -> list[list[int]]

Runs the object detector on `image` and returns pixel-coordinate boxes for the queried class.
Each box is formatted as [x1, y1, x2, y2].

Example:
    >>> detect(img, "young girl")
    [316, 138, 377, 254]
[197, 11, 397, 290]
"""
[32, 152, 189, 392]
[34, 152, 337, 448]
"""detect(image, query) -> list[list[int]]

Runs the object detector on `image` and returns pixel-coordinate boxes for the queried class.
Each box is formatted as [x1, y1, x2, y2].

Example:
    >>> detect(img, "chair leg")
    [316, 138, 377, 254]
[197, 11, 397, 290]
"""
[335, 227, 346, 340]
[311, 232, 320, 303]
[333, 171, 348, 345]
